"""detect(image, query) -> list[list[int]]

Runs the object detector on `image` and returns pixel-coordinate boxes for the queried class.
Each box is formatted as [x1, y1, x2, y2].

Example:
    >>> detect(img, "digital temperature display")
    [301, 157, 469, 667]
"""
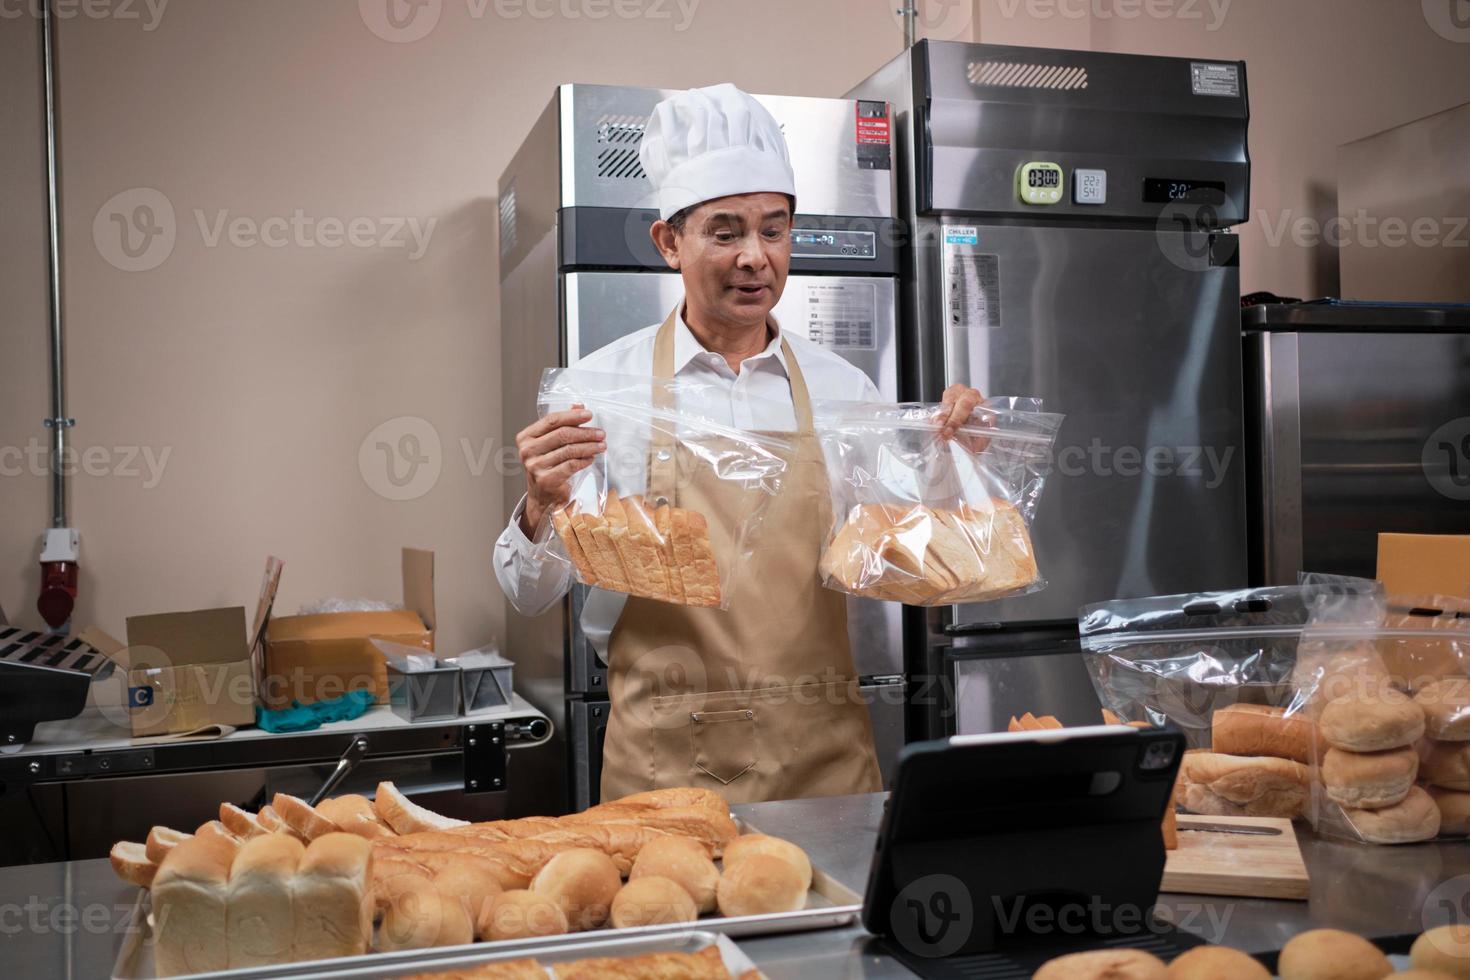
[1143, 177, 1227, 204]
[1027, 168, 1062, 189]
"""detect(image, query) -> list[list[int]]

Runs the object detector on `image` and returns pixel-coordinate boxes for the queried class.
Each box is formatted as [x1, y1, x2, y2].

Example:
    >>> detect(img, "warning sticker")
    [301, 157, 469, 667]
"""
[802, 280, 878, 350]
[1190, 62, 1240, 98]
[855, 100, 891, 171]
[946, 253, 1001, 331]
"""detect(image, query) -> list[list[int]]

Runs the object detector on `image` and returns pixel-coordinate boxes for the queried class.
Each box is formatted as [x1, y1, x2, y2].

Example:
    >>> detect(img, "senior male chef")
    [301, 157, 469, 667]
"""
[495, 84, 984, 804]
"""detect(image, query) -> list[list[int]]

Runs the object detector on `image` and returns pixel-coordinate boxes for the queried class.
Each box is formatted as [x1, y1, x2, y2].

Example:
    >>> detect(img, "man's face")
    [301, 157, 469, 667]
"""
[651, 192, 792, 330]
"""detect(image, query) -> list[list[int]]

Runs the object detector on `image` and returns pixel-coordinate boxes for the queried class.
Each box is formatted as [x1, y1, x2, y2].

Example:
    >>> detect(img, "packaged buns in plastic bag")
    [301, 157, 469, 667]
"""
[811, 398, 1062, 605]
[532, 368, 791, 610]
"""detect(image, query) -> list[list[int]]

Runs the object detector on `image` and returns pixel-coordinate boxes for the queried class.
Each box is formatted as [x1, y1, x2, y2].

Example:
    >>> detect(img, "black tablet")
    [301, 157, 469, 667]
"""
[863, 724, 1185, 959]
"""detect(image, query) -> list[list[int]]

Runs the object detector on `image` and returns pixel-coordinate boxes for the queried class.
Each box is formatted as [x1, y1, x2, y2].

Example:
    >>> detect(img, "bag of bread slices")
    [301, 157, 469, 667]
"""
[1297, 591, 1470, 844]
[1081, 578, 1383, 823]
[809, 397, 1062, 605]
[531, 368, 791, 610]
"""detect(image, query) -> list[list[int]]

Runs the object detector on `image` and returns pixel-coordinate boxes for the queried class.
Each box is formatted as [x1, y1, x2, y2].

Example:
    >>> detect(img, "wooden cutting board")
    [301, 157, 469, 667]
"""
[1161, 814, 1310, 900]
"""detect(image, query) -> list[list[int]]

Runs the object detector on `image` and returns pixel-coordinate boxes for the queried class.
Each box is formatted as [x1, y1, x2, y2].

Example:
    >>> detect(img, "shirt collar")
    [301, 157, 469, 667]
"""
[674, 303, 788, 377]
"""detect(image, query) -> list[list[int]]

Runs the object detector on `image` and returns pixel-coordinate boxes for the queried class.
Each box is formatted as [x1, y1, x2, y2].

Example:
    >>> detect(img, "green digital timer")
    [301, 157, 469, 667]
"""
[1016, 162, 1065, 205]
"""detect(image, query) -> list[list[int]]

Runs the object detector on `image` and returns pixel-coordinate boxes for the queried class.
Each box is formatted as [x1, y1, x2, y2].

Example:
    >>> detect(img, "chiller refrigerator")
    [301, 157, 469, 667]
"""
[848, 41, 1253, 737]
[498, 84, 906, 813]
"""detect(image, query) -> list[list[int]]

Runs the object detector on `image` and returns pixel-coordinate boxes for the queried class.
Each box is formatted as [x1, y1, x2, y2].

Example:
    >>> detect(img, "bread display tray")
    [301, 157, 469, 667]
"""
[116, 924, 761, 979]
[113, 816, 857, 979]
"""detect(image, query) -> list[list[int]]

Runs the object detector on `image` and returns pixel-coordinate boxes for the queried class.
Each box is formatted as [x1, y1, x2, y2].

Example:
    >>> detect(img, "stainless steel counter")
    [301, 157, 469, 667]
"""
[3, 792, 1459, 978]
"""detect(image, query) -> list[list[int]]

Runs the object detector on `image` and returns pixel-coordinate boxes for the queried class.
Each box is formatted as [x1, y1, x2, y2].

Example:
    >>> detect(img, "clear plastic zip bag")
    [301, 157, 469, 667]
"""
[810, 397, 1063, 606]
[531, 368, 792, 610]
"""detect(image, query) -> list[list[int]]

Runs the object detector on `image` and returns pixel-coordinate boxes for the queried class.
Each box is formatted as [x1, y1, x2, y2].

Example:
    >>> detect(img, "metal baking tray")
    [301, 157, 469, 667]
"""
[113, 815, 856, 978]
[116, 922, 760, 978]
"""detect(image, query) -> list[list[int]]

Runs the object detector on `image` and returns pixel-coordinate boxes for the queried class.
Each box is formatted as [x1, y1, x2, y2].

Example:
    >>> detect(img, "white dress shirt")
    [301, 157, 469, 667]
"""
[493, 306, 882, 663]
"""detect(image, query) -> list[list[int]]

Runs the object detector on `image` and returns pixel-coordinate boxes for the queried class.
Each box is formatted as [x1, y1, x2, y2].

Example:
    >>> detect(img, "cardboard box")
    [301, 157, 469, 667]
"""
[124, 606, 256, 736]
[257, 549, 436, 708]
[1377, 534, 1470, 598]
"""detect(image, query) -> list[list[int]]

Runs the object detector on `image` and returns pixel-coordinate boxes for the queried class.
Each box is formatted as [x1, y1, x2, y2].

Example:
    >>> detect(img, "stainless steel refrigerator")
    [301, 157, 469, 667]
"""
[1245, 300, 1470, 585]
[498, 84, 905, 813]
[848, 41, 1252, 737]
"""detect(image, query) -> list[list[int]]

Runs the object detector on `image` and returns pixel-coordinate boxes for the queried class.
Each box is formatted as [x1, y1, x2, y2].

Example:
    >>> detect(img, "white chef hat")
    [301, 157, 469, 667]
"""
[638, 83, 796, 220]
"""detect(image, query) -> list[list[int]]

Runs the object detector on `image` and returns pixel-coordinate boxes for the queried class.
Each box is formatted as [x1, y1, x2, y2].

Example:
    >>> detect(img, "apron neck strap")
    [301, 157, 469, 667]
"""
[647, 304, 815, 505]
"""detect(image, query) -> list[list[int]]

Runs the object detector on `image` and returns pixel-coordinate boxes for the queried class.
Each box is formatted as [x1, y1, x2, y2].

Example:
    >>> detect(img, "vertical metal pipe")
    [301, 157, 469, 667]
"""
[41, 0, 67, 528]
[901, 2, 916, 48]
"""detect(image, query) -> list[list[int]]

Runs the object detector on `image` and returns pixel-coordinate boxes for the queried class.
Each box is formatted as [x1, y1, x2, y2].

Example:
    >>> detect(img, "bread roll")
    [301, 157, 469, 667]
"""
[1211, 704, 1323, 764]
[721, 834, 813, 892]
[374, 781, 467, 834]
[226, 833, 304, 968]
[628, 835, 719, 913]
[609, 876, 698, 928]
[1032, 948, 1167, 980]
[1425, 740, 1470, 791]
[530, 848, 621, 930]
[1165, 944, 1269, 979]
[716, 853, 806, 917]
[145, 826, 191, 865]
[1178, 752, 1309, 818]
[432, 863, 501, 924]
[1277, 928, 1391, 980]
[479, 889, 569, 942]
[1343, 785, 1442, 844]
[152, 834, 236, 976]
[1412, 924, 1470, 977]
[1322, 746, 1418, 809]
[1320, 689, 1426, 751]
[1429, 787, 1470, 836]
[293, 832, 373, 961]
[1417, 679, 1470, 741]
[380, 886, 474, 951]
[109, 841, 157, 888]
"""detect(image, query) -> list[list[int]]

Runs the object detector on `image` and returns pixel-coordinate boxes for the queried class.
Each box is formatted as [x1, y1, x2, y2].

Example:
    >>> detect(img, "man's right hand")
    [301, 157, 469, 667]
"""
[516, 404, 606, 538]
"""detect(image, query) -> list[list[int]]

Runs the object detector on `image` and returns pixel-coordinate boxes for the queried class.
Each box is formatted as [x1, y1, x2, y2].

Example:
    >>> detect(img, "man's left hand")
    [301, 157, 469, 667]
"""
[937, 383, 985, 441]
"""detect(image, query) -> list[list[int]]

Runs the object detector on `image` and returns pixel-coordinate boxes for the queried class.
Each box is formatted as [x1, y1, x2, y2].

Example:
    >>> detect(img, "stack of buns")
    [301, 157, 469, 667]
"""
[1179, 703, 1315, 820]
[1415, 677, 1470, 837]
[552, 493, 721, 606]
[819, 499, 1037, 605]
[1032, 928, 1406, 979]
[1316, 686, 1440, 843]
[111, 783, 813, 970]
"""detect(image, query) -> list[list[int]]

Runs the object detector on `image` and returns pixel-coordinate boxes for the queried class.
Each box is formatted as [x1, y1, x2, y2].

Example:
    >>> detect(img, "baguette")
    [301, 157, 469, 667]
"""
[1211, 703, 1324, 764]
[373, 782, 467, 834]
[551, 942, 730, 979]
[273, 792, 340, 841]
[152, 834, 236, 976]
[110, 841, 158, 888]
[146, 826, 192, 865]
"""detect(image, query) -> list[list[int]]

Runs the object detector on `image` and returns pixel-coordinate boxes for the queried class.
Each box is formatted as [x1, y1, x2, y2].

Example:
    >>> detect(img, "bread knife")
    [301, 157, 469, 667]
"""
[1178, 821, 1282, 836]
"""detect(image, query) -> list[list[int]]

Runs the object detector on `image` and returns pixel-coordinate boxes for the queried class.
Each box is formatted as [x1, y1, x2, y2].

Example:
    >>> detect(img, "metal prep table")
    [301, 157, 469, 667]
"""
[0, 698, 551, 867]
[2, 792, 1457, 977]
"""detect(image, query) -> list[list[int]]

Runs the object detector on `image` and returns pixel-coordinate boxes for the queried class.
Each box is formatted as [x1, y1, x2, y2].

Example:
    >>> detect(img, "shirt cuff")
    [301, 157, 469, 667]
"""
[503, 495, 540, 561]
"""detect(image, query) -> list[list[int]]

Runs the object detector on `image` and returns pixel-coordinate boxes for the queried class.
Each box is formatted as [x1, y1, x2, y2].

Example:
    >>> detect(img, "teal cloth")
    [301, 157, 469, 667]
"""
[255, 689, 374, 733]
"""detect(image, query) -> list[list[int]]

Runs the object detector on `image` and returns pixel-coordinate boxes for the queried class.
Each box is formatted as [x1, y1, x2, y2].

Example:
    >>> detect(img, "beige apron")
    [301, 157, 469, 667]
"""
[600, 308, 883, 805]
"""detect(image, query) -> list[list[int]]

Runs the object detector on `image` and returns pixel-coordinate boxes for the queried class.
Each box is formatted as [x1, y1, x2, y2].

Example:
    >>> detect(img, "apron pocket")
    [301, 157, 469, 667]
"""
[690, 707, 757, 785]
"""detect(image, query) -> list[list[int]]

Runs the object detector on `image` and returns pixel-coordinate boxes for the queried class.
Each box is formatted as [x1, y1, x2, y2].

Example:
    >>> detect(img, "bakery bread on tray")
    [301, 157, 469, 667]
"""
[111, 781, 809, 973]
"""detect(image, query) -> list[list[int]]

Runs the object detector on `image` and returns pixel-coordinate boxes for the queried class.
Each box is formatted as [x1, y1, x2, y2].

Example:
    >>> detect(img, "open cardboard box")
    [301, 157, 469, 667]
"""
[122, 606, 257, 736]
[1378, 533, 1470, 598]
[254, 548, 436, 709]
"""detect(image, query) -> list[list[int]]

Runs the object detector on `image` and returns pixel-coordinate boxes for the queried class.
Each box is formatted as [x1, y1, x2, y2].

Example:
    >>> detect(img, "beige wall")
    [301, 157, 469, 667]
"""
[973, 0, 1470, 297]
[1, 0, 1466, 653]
